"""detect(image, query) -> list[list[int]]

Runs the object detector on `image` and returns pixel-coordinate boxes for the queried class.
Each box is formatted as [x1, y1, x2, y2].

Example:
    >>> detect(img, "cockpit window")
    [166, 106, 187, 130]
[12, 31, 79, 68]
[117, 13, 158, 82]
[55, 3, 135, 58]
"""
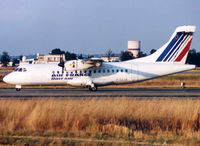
[23, 68, 27, 72]
[14, 68, 19, 72]
[14, 68, 27, 72]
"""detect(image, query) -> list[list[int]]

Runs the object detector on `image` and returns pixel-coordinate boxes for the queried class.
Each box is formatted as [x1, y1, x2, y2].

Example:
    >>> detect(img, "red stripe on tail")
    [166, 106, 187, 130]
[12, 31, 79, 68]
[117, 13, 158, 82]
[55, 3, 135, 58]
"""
[175, 38, 192, 62]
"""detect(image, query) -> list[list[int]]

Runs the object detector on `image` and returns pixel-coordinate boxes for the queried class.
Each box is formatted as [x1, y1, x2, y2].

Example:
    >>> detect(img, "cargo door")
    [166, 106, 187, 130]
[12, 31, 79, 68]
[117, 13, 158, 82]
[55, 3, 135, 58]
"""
[131, 64, 138, 82]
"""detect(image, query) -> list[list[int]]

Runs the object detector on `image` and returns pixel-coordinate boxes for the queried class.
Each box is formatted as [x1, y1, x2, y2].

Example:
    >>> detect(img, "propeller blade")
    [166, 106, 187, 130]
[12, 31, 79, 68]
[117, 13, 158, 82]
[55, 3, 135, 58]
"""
[58, 54, 65, 74]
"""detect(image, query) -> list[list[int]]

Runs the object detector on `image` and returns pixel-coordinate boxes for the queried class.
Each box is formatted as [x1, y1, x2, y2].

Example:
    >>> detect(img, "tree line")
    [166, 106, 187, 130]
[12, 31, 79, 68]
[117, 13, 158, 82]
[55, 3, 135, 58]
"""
[50, 48, 77, 60]
[1, 48, 200, 67]
[120, 48, 200, 67]
[186, 49, 200, 67]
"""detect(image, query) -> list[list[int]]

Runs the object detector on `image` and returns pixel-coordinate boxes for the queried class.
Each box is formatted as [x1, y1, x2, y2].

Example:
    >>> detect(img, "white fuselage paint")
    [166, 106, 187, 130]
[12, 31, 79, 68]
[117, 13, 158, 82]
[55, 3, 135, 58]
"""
[3, 61, 195, 87]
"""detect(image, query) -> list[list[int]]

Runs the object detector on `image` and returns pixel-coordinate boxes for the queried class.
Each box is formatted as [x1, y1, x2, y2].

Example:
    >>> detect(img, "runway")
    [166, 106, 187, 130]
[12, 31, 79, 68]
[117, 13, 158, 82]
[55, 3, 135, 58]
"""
[0, 88, 200, 98]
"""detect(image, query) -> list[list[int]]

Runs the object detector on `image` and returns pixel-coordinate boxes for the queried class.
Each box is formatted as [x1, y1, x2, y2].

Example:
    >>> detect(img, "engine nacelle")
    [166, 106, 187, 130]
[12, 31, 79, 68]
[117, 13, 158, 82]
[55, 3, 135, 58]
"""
[64, 60, 93, 71]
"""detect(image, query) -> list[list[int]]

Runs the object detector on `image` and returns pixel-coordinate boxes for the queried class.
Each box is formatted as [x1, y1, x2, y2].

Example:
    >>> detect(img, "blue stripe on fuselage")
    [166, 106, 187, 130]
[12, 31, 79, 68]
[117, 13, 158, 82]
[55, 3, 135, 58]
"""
[156, 32, 183, 62]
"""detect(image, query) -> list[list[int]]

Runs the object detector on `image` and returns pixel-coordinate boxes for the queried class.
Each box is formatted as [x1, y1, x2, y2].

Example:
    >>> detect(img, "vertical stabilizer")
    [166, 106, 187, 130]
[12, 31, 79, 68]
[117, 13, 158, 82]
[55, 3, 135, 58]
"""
[130, 26, 196, 64]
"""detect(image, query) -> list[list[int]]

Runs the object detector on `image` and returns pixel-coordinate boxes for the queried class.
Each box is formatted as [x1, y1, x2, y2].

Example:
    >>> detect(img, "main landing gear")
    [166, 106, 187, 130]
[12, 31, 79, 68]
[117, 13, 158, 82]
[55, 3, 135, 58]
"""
[88, 85, 98, 91]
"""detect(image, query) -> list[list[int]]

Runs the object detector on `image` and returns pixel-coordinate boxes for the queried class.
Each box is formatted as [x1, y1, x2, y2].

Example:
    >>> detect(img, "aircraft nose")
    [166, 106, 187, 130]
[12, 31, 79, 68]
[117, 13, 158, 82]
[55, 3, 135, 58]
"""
[3, 75, 9, 83]
[3, 74, 12, 84]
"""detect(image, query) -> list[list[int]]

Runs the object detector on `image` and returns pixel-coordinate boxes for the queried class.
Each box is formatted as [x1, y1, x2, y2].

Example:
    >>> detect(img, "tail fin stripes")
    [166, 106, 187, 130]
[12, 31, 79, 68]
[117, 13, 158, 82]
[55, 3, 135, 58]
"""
[163, 32, 189, 62]
[174, 38, 192, 62]
[156, 32, 183, 62]
[156, 32, 193, 62]
[167, 33, 192, 62]
[127, 26, 196, 64]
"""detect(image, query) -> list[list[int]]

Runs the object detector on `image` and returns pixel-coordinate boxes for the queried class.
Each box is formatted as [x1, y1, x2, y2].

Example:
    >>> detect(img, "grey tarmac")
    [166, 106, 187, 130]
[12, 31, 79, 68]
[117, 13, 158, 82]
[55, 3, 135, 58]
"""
[0, 88, 200, 98]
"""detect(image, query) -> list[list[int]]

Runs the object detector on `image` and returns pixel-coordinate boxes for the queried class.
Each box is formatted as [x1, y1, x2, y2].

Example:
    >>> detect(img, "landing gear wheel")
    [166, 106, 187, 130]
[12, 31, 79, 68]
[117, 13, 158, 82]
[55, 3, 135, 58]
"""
[89, 85, 98, 91]
[16, 88, 21, 91]
[15, 85, 22, 91]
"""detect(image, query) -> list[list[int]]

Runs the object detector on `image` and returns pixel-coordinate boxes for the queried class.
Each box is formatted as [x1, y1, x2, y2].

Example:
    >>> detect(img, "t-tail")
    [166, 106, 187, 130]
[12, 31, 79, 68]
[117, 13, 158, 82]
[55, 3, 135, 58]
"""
[131, 25, 196, 64]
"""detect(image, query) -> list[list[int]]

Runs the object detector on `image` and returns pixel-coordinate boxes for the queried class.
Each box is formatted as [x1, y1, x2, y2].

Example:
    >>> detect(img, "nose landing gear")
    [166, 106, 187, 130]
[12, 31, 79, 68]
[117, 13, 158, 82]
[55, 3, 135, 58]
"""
[16, 88, 21, 91]
[15, 85, 21, 91]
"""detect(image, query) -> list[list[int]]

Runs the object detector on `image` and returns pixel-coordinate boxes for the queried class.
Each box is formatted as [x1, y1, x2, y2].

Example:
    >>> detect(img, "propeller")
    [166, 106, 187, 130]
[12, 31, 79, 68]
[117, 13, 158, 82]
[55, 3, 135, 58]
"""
[58, 54, 65, 74]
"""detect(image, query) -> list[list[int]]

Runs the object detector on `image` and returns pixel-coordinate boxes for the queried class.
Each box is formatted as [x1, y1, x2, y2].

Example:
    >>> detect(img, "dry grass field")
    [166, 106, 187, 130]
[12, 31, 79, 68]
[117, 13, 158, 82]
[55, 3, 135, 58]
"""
[0, 98, 200, 145]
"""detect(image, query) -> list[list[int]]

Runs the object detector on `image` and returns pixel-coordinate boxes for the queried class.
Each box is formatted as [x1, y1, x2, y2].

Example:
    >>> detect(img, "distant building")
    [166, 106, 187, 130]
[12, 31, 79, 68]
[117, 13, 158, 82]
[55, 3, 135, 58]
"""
[20, 54, 66, 65]
[128, 41, 140, 58]
[8, 61, 13, 67]
[101, 56, 119, 62]
[37, 54, 66, 64]
[20, 56, 36, 65]
[0, 60, 14, 67]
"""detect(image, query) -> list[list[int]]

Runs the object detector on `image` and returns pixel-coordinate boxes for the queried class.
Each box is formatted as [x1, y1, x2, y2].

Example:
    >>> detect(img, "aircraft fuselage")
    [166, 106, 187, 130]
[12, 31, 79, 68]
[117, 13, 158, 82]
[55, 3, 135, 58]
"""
[3, 61, 195, 89]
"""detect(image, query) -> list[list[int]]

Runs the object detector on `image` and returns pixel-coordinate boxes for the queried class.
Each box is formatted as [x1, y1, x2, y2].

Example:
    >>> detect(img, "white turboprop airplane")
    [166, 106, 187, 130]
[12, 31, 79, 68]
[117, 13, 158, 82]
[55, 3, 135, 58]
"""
[3, 25, 196, 91]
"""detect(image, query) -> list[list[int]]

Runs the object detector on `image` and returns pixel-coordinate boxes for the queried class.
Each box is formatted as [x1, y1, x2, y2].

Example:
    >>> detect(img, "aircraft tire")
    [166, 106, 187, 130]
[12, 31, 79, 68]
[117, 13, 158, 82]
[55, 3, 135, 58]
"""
[16, 88, 21, 91]
[89, 85, 98, 91]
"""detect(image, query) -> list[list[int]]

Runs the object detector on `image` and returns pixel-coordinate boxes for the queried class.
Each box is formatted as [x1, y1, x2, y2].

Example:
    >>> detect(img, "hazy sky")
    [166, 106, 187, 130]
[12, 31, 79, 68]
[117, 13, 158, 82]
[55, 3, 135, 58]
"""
[0, 0, 199, 56]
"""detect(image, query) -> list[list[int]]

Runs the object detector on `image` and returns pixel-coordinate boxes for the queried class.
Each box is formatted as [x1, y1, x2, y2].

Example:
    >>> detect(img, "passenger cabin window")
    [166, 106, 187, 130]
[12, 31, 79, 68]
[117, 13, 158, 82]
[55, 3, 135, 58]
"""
[18, 68, 22, 72]
[107, 70, 110, 73]
[88, 70, 92, 76]
[70, 72, 74, 76]
[116, 69, 119, 72]
[75, 70, 78, 76]
[80, 71, 83, 76]
[98, 70, 101, 73]
[125, 69, 128, 72]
